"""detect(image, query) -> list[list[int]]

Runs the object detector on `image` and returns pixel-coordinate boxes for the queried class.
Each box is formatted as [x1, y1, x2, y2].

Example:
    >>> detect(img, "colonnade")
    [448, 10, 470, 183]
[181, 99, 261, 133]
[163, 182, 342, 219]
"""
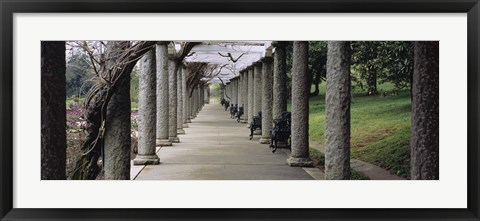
[41, 40, 438, 180]
[222, 41, 439, 180]
[133, 42, 207, 165]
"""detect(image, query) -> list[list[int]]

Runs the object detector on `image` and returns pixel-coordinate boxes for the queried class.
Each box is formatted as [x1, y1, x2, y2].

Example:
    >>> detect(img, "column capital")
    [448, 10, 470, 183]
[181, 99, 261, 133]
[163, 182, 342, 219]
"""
[272, 41, 289, 48]
[261, 56, 273, 63]
[254, 61, 263, 67]
[156, 41, 171, 45]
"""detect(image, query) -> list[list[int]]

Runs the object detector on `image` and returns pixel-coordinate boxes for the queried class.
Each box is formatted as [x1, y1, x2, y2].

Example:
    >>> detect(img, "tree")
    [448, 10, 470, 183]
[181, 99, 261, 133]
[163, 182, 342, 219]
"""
[308, 41, 327, 96]
[351, 41, 381, 95]
[351, 41, 414, 95]
[65, 52, 95, 98]
[71, 41, 157, 180]
[41, 41, 67, 180]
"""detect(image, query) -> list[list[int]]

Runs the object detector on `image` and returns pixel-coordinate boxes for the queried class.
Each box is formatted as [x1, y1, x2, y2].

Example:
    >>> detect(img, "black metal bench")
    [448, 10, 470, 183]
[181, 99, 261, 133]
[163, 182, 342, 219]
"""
[269, 112, 291, 153]
[230, 104, 238, 118]
[224, 100, 230, 111]
[236, 106, 244, 123]
[249, 111, 262, 140]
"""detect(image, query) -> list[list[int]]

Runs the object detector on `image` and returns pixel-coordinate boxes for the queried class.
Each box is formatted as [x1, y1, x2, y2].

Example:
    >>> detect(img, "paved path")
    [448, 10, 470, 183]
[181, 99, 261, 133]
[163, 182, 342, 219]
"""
[133, 104, 316, 180]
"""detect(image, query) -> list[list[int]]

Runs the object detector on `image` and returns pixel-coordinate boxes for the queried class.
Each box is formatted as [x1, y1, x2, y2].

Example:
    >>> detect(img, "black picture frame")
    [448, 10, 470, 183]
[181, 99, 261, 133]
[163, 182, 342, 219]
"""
[1, 0, 479, 220]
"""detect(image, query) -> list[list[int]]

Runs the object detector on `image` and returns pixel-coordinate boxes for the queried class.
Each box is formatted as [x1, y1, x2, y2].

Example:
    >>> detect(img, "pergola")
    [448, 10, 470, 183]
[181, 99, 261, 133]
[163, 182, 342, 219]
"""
[40, 41, 439, 181]
[181, 41, 273, 84]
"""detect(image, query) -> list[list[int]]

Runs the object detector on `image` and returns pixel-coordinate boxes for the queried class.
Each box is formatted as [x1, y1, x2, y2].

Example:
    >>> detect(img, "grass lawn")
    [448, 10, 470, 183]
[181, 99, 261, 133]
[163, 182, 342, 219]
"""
[290, 82, 412, 179]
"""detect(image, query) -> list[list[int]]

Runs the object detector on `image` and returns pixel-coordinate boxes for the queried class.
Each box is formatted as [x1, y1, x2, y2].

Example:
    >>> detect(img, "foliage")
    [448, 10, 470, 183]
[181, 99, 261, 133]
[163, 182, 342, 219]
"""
[351, 41, 414, 94]
[66, 52, 95, 97]
[130, 67, 140, 103]
[308, 41, 328, 96]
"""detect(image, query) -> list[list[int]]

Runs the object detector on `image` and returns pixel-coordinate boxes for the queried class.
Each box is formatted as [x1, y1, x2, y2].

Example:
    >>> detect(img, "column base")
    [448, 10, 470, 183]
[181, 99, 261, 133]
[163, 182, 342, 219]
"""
[246, 124, 251, 128]
[187, 119, 192, 123]
[240, 120, 247, 124]
[133, 154, 160, 165]
[177, 128, 185, 134]
[156, 139, 172, 146]
[253, 129, 262, 135]
[287, 156, 314, 167]
[259, 137, 271, 144]
[170, 136, 180, 143]
[183, 123, 189, 128]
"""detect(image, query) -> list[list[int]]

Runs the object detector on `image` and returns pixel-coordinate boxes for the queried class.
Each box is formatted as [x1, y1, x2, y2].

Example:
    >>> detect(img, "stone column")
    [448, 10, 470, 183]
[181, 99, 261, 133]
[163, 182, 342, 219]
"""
[234, 78, 238, 106]
[188, 86, 195, 120]
[41, 41, 66, 180]
[177, 67, 185, 134]
[104, 41, 132, 180]
[182, 66, 189, 128]
[287, 41, 313, 167]
[201, 85, 204, 108]
[253, 62, 262, 116]
[272, 41, 288, 119]
[168, 58, 180, 143]
[238, 74, 243, 111]
[247, 66, 254, 126]
[241, 70, 248, 123]
[226, 82, 230, 103]
[134, 48, 160, 165]
[253, 62, 263, 135]
[156, 42, 172, 146]
[411, 41, 439, 180]
[193, 86, 198, 116]
[325, 41, 351, 179]
[260, 57, 273, 144]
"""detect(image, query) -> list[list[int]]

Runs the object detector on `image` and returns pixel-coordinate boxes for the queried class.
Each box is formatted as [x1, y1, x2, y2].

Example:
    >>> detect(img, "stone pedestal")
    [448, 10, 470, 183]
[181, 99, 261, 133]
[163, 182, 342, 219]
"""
[134, 47, 160, 165]
[156, 42, 172, 147]
[133, 155, 160, 165]
[288, 41, 313, 167]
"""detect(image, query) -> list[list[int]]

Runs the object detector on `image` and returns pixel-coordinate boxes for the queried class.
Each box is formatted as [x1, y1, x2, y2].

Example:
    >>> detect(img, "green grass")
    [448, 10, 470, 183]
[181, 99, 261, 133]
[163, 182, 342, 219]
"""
[309, 148, 370, 180]
[131, 101, 138, 111]
[291, 82, 412, 179]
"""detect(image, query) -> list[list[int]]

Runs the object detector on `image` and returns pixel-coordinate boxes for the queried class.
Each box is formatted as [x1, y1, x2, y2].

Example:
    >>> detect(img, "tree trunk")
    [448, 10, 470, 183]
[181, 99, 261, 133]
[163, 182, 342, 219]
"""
[366, 66, 378, 95]
[104, 41, 132, 180]
[41, 41, 66, 180]
[325, 41, 352, 180]
[411, 41, 439, 180]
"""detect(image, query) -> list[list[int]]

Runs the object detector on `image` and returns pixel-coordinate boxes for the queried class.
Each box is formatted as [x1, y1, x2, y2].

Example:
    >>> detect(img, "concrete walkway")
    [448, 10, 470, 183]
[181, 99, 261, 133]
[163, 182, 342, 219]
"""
[133, 104, 316, 180]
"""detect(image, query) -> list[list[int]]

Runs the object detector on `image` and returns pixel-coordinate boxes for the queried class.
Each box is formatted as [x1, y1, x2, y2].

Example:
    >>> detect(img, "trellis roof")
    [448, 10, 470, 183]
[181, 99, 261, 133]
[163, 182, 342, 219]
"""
[177, 41, 273, 84]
